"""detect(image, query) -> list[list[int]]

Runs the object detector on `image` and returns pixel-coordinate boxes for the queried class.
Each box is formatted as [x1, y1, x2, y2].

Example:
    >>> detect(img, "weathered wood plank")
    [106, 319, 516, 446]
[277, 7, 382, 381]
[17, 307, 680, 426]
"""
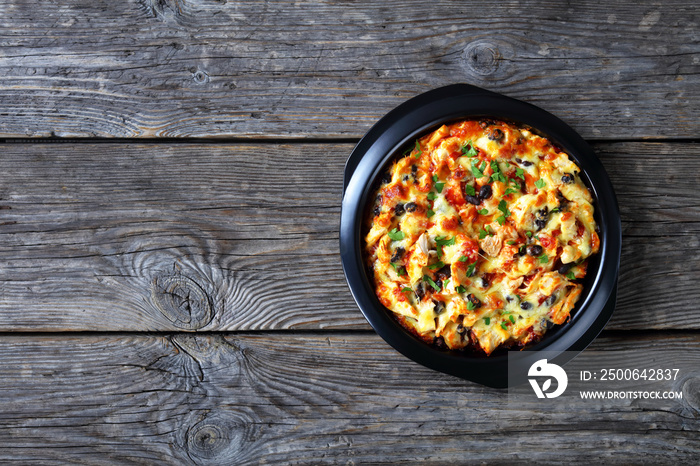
[0, 141, 697, 331]
[0, 142, 362, 331]
[0, 333, 697, 464]
[597, 142, 700, 331]
[0, 0, 699, 139]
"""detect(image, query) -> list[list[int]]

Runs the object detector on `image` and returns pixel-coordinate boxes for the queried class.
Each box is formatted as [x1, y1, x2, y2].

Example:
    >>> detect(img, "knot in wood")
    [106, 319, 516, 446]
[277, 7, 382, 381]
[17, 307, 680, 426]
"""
[144, 0, 229, 27]
[464, 40, 502, 76]
[185, 413, 250, 464]
[682, 376, 700, 413]
[193, 69, 210, 84]
[188, 422, 229, 461]
[152, 274, 213, 330]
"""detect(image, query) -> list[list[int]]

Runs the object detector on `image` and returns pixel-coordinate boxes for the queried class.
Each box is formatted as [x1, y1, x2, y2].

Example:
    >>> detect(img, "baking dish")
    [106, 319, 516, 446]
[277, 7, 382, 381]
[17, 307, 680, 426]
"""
[340, 84, 621, 388]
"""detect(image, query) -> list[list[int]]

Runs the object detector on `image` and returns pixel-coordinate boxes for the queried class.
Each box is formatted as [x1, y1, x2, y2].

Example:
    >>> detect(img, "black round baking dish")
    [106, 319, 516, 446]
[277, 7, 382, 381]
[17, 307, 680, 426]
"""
[340, 84, 621, 388]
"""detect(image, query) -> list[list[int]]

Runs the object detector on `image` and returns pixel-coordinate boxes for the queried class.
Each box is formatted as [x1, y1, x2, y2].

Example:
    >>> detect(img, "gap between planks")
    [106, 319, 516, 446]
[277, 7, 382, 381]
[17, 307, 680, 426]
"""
[2, 137, 700, 145]
[0, 328, 697, 338]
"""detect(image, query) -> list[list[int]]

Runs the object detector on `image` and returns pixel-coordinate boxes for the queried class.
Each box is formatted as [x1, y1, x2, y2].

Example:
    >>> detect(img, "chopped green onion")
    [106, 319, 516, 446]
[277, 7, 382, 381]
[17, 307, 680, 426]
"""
[422, 275, 440, 291]
[435, 236, 456, 258]
[432, 175, 445, 193]
[501, 322, 508, 330]
[461, 141, 478, 157]
[471, 160, 486, 178]
[490, 161, 506, 183]
[497, 200, 510, 225]
[413, 140, 422, 158]
[388, 228, 405, 241]
[466, 260, 477, 277]
[506, 240, 516, 245]
[428, 261, 445, 270]
[509, 315, 516, 324]
[505, 178, 520, 195]
[436, 236, 456, 246]
[498, 199, 511, 217]
[433, 175, 445, 193]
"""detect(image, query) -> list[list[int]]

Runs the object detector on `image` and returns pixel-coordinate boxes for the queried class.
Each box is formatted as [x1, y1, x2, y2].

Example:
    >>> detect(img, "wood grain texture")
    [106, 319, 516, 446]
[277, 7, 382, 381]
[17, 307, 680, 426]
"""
[0, 141, 697, 331]
[0, 142, 361, 331]
[597, 142, 700, 331]
[0, 333, 697, 464]
[2, 2, 697, 463]
[0, 0, 699, 139]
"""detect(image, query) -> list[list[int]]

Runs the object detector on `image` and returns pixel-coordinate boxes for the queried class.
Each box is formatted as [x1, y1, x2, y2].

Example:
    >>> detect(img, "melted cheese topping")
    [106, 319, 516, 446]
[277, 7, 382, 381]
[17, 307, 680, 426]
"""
[364, 119, 599, 355]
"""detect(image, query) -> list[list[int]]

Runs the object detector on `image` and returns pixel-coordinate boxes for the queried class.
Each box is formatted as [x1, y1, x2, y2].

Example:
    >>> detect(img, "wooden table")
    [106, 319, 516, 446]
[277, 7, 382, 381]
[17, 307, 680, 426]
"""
[1, 1, 699, 463]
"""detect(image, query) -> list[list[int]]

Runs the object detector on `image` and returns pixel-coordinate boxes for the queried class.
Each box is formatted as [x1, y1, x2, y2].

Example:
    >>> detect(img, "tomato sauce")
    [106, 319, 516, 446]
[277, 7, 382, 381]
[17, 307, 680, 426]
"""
[383, 183, 406, 200]
[444, 184, 466, 208]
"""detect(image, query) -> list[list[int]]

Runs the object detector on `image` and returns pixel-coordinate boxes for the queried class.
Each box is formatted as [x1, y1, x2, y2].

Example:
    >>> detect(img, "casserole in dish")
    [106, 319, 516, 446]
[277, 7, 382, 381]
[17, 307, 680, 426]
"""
[340, 84, 621, 388]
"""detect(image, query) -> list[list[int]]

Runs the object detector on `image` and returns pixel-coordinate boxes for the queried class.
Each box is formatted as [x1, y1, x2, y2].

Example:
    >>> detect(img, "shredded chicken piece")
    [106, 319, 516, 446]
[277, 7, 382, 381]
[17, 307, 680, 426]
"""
[417, 232, 430, 256]
[503, 276, 524, 292]
[479, 235, 502, 257]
